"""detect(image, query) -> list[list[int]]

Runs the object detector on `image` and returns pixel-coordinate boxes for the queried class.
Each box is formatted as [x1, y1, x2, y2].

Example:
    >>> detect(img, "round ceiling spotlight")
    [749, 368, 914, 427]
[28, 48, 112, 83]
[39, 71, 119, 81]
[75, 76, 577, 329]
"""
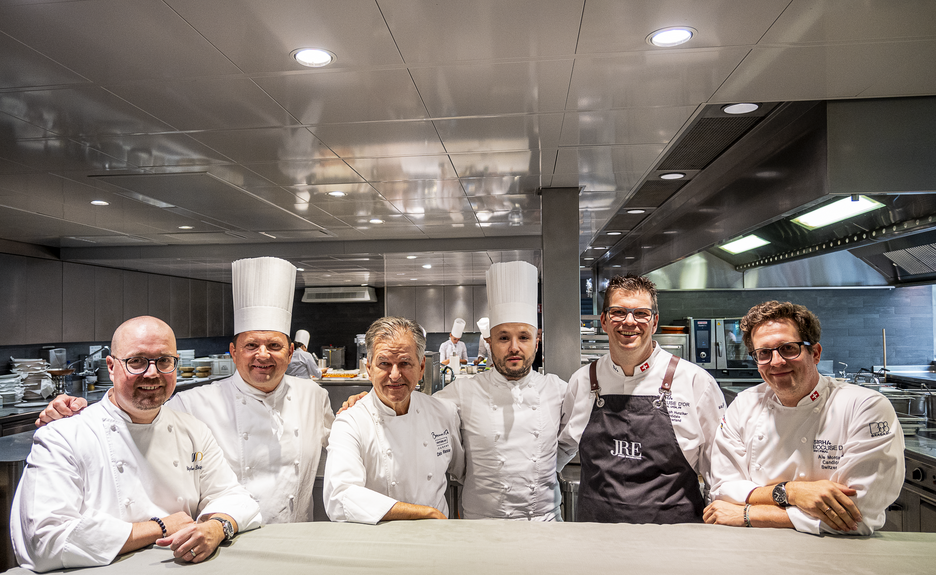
[626, 209, 646, 215]
[647, 27, 695, 48]
[90, 200, 109, 206]
[660, 172, 685, 180]
[722, 103, 760, 115]
[406, 255, 417, 259]
[607, 231, 622, 236]
[178, 225, 193, 230]
[327, 190, 347, 197]
[292, 48, 336, 68]
[369, 218, 384, 224]
[422, 264, 432, 269]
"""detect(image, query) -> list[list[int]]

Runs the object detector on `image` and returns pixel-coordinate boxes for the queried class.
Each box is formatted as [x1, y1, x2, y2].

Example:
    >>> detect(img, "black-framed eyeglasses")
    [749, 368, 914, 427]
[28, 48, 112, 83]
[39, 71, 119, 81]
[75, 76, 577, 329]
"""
[603, 307, 657, 323]
[112, 356, 179, 375]
[750, 342, 811, 365]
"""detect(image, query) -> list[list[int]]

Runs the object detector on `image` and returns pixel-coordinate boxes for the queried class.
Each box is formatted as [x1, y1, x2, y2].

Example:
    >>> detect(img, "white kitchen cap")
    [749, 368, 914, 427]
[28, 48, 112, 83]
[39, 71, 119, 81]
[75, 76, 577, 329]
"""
[451, 318, 466, 338]
[477, 317, 490, 338]
[294, 329, 310, 347]
[487, 261, 538, 329]
[232, 256, 297, 335]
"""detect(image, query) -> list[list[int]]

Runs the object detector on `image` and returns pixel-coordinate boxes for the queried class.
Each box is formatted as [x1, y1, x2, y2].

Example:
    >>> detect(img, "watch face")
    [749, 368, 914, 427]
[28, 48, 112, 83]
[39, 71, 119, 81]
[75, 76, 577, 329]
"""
[773, 483, 789, 506]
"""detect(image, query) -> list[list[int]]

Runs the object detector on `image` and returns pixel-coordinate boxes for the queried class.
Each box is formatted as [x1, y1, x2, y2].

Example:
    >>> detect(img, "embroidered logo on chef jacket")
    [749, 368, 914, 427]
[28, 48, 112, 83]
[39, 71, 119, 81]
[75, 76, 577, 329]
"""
[810, 390, 820, 402]
[869, 421, 891, 437]
[187, 451, 204, 471]
[813, 439, 844, 470]
[639, 361, 650, 372]
[610, 439, 642, 460]
[431, 429, 452, 457]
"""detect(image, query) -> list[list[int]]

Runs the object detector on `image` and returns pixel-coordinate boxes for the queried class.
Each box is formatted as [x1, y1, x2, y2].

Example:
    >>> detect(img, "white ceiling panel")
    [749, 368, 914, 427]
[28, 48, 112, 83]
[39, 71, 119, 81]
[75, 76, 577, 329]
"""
[311, 121, 445, 158]
[761, 0, 936, 44]
[0, 0, 239, 83]
[255, 69, 429, 124]
[166, 0, 403, 73]
[0, 138, 128, 172]
[0, 32, 88, 90]
[559, 107, 695, 146]
[450, 150, 556, 179]
[371, 179, 466, 201]
[410, 60, 574, 117]
[189, 127, 337, 163]
[435, 114, 563, 153]
[554, 145, 666, 178]
[387, 196, 475, 214]
[858, 39, 936, 98]
[345, 155, 458, 182]
[460, 176, 544, 197]
[243, 159, 364, 186]
[82, 134, 233, 168]
[380, 0, 583, 63]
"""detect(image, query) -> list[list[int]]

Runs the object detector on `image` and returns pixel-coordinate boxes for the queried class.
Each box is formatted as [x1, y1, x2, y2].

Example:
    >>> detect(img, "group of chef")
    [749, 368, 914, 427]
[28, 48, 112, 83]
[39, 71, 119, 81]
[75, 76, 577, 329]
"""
[18, 255, 906, 571]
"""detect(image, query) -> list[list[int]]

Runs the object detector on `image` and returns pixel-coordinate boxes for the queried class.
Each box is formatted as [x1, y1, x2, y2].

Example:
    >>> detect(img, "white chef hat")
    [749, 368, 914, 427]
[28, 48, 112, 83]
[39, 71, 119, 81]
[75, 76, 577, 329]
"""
[232, 256, 297, 335]
[487, 261, 538, 329]
[477, 317, 490, 338]
[294, 329, 310, 347]
[451, 318, 466, 338]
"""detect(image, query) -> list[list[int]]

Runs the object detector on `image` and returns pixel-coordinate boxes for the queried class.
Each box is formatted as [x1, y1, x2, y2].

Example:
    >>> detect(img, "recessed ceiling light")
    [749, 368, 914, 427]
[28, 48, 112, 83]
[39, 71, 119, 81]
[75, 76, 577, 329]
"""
[292, 48, 336, 68]
[590, 246, 606, 250]
[406, 255, 417, 259]
[410, 278, 418, 280]
[627, 209, 646, 215]
[327, 190, 346, 197]
[647, 27, 695, 47]
[90, 200, 109, 206]
[296, 268, 304, 272]
[663, 230, 678, 235]
[625, 256, 636, 260]
[178, 225, 193, 230]
[660, 172, 685, 180]
[722, 103, 760, 115]
[369, 218, 384, 224]
[607, 231, 622, 236]
[584, 257, 595, 261]
[720, 235, 770, 255]
[422, 264, 432, 269]
[612, 265, 622, 268]
[791, 195, 885, 230]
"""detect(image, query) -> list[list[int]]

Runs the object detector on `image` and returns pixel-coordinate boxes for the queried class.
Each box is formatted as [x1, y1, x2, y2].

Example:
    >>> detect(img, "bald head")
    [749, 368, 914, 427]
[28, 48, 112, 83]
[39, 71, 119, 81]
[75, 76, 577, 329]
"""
[111, 316, 177, 358]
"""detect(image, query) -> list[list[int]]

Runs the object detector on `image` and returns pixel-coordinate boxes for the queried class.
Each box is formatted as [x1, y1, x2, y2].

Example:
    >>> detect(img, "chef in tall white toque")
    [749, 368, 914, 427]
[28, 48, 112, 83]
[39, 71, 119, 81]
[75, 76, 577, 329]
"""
[286, 328, 323, 379]
[474, 317, 491, 365]
[440, 318, 468, 365]
[36, 257, 334, 525]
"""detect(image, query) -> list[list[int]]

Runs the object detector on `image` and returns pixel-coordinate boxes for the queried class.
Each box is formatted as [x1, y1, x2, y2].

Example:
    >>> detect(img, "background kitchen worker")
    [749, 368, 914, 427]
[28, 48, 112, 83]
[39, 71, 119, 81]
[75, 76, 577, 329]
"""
[37, 257, 334, 525]
[474, 317, 491, 365]
[12, 316, 260, 572]
[440, 318, 468, 365]
[324, 316, 464, 523]
[286, 328, 322, 379]
[704, 301, 904, 535]
[566, 275, 726, 523]
[434, 261, 579, 520]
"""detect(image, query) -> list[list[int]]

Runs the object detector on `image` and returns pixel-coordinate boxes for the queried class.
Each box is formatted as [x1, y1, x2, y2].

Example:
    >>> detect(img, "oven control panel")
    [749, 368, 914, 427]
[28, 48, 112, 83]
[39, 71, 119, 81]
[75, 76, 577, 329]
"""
[906, 456, 936, 493]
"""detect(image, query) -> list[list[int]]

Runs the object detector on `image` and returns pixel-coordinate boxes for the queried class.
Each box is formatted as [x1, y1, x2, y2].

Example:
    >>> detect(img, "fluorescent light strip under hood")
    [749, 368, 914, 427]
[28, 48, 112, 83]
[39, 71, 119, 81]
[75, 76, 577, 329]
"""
[792, 196, 885, 230]
[720, 235, 770, 255]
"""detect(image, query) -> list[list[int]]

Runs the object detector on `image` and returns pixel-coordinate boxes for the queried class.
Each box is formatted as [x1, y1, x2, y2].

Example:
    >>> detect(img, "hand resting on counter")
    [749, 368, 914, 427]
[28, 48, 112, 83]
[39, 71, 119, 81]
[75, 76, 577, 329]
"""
[35, 394, 87, 427]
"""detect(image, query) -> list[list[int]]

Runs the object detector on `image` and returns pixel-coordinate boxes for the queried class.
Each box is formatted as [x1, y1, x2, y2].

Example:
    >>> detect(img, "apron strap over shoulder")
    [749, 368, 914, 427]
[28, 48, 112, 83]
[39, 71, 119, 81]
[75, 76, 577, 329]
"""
[589, 361, 604, 407]
[653, 355, 680, 408]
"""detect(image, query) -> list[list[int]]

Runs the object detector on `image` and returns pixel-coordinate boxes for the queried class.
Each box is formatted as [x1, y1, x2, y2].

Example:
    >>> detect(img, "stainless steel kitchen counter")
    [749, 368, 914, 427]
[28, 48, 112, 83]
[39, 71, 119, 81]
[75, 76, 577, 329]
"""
[4, 520, 935, 575]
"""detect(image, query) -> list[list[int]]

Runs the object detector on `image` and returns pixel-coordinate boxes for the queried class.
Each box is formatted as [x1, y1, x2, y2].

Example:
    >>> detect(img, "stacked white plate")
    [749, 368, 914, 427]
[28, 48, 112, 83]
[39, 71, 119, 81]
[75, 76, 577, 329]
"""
[11, 358, 53, 400]
[0, 373, 24, 405]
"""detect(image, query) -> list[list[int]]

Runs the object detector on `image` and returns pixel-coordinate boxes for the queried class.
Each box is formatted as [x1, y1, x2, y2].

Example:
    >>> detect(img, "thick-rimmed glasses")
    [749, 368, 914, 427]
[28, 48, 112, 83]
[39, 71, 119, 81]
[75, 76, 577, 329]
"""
[750, 342, 811, 365]
[603, 307, 656, 323]
[112, 356, 179, 375]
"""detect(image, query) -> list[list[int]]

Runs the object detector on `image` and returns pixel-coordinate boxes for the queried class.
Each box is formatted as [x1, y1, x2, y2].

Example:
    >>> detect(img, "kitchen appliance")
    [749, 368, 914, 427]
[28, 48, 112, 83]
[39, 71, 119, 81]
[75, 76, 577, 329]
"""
[888, 453, 936, 532]
[419, 351, 442, 395]
[653, 333, 689, 361]
[355, 334, 367, 365]
[321, 346, 345, 370]
[687, 318, 760, 378]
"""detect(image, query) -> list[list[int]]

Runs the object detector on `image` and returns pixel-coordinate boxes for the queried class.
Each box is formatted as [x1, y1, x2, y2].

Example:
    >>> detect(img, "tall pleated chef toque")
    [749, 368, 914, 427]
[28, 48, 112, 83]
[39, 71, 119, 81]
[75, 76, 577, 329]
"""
[232, 256, 297, 335]
[487, 261, 538, 329]
[451, 318, 466, 338]
[477, 317, 490, 338]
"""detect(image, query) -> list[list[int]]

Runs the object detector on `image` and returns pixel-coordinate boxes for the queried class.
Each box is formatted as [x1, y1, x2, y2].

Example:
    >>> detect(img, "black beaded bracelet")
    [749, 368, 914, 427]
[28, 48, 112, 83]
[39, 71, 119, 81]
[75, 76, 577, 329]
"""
[151, 516, 167, 538]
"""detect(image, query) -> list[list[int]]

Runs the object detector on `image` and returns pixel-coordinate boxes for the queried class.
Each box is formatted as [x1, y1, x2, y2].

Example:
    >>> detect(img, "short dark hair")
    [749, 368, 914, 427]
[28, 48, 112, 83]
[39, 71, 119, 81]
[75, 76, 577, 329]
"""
[740, 301, 821, 352]
[602, 275, 659, 313]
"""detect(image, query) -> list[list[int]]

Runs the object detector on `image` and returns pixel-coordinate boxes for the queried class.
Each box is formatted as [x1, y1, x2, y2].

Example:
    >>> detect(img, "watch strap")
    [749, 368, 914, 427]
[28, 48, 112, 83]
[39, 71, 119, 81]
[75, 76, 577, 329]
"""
[209, 517, 234, 540]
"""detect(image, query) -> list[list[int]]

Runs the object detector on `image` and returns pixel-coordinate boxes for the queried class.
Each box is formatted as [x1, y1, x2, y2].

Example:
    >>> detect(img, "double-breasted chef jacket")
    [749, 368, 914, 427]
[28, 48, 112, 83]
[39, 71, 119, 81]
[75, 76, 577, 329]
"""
[168, 371, 334, 523]
[439, 339, 468, 362]
[567, 345, 727, 491]
[433, 369, 578, 520]
[324, 391, 465, 524]
[12, 397, 261, 573]
[710, 375, 905, 535]
[285, 347, 322, 379]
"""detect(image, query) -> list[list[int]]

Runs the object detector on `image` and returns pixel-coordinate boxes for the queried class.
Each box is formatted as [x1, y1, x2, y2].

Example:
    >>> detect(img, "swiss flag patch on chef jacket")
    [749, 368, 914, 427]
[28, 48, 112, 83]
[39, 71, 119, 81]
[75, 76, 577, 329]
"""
[639, 362, 650, 372]
[810, 391, 820, 402]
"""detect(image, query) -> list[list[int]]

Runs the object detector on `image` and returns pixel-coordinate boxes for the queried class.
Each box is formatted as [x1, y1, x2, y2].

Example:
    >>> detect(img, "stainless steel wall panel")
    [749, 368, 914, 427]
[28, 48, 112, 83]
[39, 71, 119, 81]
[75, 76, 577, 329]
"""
[472, 285, 488, 327]
[541, 187, 581, 381]
[444, 285, 473, 332]
[122, 271, 149, 322]
[207, 281, 224, 337]
[148, 275, 171, 324]
[415, 287, 444, 333]
[94, 267, 123, 341]
[0, 255, 27, 346]
[189, 280, 208, 338]
[386, 286, 416, 321]
[25, 258, 62, 344]
[223, 285, 234, 337]
[62, 262, 95, 342]
[169, 277, 191, 339]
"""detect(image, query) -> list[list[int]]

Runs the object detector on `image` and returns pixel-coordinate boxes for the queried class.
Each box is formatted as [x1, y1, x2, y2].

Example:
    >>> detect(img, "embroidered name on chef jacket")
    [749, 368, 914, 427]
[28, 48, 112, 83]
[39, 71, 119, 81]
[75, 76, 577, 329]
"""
[187, 451, 204, 472]
[813, 439, 844, 470]
[432, 429, 451, 457]
[610, 439, 642, 460]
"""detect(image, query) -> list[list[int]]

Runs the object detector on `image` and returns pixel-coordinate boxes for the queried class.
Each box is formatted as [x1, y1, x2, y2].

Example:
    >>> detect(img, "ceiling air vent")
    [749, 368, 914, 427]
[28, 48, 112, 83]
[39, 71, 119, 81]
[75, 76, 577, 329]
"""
[301, 286, 376, 303]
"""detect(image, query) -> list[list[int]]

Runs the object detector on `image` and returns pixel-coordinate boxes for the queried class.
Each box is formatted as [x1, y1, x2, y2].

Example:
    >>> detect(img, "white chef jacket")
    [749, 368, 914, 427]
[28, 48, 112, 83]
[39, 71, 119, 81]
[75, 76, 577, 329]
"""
[710, 375, 905, 535]
[476, 338, 491, 361]
[566, 345, 727, 492]
[324, 391, 464, 524]
[285, 347, 323, 379]
[11, 397, 260, 573]
[439, 339, 468, 363]
[433, 369, 578, 520]
[168, 371, 334, 524]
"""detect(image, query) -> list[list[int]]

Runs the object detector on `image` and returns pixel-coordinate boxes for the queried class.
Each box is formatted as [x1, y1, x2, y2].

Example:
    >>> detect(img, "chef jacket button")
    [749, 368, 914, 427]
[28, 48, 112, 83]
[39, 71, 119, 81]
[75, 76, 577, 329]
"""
[173, 460, 179, 467]
[242, 432, 249, 440]
[494, 433, 500, 441]
[245, 466, 250, 472]
[167, 425, 173, 432]
[416, 408, 420, 414]
[293, 459, 299, 466]
[177, 497, 184, 503]
[529, 484, 535, 491]
[533, 431, 539, 438]
[423, 441, 428, 447]
[287, 395, 291, 401]
[813, 407, 820, 413]
[492, 405, 497, 410]
[386, 449, 392, 456]
[124, 498, 131, 507]
[757, 434, 764, 440]
[110, 424, 117, 431]
[506, 485, 511, 492]
[427, 473, 433, 481]
[391, 481, 397, 487]
[531, 405, 537, 410]
[289, 495, 295, 501]
[801, 437, 807, 443]
[502, 484, 508, 491]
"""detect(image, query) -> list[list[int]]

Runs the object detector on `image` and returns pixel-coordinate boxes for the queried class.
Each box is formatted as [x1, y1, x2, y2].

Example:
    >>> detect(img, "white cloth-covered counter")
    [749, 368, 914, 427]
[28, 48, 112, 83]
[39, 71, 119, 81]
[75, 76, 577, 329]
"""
[4, 520, 936, 575]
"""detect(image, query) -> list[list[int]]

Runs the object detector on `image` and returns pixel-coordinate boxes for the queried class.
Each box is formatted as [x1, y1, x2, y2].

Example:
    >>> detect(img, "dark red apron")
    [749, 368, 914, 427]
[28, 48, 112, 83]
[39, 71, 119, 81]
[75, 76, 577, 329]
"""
[576, 356, 704, 523]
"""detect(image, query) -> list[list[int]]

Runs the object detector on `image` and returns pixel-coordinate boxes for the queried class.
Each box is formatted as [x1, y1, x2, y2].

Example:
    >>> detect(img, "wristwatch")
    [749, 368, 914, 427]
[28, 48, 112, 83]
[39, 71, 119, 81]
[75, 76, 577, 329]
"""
[772, 481, 791, 508]
[210, 517, 235, 541]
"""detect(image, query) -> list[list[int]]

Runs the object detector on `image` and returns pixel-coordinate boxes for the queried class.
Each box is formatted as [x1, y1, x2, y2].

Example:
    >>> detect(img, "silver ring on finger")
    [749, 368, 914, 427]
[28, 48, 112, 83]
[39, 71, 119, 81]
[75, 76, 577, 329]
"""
[823, 507, 832, 513]
[190, 549, 197, 559]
